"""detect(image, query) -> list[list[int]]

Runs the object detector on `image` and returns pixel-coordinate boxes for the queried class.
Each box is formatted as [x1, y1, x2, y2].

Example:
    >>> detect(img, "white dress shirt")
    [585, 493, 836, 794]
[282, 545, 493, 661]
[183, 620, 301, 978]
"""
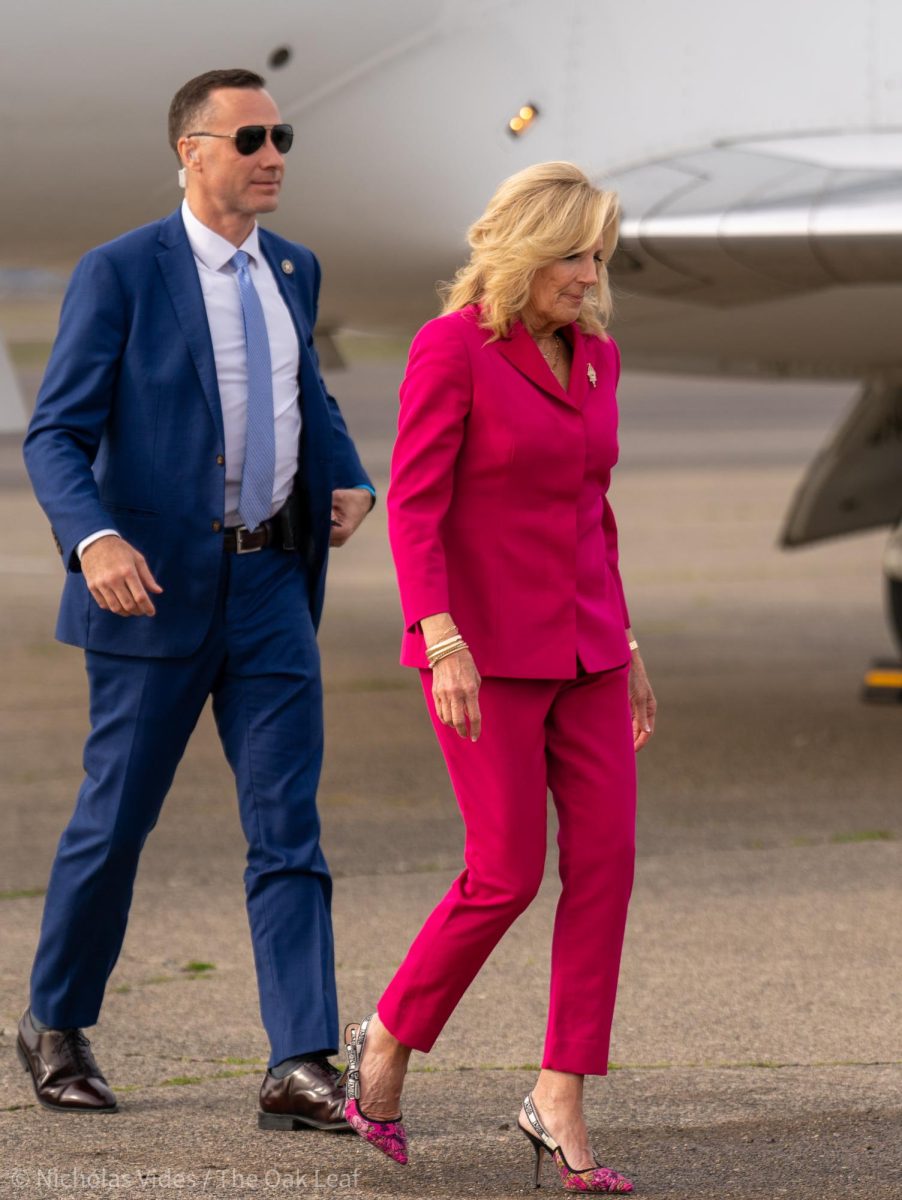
[77, 199, 303, 557]
[181, 198, 301, 527]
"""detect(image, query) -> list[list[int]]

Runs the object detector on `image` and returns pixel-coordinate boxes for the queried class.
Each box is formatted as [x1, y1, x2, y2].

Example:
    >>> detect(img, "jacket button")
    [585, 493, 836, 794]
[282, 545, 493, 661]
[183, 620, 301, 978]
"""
[216, 454, 225, 465]
[211, 519, 222, 533]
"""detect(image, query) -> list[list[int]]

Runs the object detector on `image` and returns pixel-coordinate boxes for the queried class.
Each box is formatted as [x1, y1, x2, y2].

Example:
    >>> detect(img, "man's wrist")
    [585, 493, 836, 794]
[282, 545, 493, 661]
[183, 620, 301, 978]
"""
[77, 529, 121, 561]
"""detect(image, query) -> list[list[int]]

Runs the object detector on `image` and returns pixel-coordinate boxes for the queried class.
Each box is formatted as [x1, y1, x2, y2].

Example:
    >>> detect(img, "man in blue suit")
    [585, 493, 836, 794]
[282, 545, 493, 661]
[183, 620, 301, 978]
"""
[17, 69, 374, 1130]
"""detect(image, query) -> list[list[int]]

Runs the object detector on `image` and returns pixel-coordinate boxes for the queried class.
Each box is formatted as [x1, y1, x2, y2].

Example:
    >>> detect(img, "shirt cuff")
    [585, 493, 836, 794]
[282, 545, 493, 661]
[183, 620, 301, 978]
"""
[355, 484, 377, 508]
[77, 529, 120, 561]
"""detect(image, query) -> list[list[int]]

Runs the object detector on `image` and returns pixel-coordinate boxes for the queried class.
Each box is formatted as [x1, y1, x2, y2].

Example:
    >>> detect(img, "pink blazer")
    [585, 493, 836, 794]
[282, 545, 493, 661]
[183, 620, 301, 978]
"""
[387, 304, 631, 678]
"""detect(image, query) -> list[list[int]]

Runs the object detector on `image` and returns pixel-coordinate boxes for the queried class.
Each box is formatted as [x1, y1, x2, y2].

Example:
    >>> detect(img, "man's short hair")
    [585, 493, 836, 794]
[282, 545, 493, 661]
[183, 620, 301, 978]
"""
[168, 68, 266, 160]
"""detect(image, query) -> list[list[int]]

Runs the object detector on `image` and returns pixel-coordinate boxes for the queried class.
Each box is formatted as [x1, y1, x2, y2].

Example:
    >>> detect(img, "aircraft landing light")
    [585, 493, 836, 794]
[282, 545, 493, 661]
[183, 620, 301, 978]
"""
[862, 660, 902, 704]
[507, 103, 539, 137]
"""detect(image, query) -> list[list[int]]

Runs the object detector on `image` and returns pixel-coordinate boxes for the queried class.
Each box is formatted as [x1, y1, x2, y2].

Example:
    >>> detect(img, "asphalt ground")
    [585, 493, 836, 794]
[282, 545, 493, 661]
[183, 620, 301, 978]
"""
[0, 360, 899, 1199]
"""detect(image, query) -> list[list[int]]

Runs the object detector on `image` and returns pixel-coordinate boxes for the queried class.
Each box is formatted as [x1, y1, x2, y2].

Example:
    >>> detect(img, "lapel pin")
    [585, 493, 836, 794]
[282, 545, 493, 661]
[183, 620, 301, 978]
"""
[587, 364, 597, 388]
[281, 259, 294, 275]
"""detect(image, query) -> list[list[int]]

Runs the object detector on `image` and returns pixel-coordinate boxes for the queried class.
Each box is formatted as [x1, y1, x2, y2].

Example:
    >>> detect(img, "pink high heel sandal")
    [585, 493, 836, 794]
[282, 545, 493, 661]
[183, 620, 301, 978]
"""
[519, 1092, 634, 1193]
[343, 1014, 408, 1165]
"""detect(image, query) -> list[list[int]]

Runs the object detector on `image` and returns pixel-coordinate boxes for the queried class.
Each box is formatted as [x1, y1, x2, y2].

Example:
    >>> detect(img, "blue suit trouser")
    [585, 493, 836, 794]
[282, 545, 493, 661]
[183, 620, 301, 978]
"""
[29, 546, 336, 1065]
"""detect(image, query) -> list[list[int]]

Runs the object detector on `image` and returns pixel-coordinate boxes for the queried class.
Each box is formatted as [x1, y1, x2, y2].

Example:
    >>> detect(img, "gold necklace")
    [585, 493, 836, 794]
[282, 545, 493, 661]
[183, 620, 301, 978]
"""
[535, 332, 562, 368]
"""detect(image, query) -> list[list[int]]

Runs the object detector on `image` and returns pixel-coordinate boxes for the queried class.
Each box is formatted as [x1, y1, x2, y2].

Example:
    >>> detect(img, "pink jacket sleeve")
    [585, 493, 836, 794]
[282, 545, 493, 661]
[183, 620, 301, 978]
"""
[603, 335, 630, 628]
[387, 317, 473, 631]
[602, 498, 631, 628]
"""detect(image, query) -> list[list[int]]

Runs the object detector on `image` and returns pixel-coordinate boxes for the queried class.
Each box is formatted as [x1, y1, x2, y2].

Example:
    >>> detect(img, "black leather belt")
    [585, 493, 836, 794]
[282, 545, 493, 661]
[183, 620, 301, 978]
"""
[223, 515, 286, 554]
[223, 494, 305, 554]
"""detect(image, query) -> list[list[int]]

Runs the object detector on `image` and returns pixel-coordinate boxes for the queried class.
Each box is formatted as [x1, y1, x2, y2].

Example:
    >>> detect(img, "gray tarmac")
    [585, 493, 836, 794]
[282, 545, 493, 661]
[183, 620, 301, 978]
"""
[0, 360, 899, 1199]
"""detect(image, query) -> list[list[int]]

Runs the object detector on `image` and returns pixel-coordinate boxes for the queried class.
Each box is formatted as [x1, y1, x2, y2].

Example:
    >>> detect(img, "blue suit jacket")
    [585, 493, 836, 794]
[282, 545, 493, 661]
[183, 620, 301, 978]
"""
[23, 209, 372, 658]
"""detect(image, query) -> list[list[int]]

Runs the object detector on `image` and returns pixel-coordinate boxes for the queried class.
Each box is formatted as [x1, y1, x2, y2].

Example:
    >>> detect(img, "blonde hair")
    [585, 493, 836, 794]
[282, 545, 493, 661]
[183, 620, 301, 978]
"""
[441, 161, 620, 340]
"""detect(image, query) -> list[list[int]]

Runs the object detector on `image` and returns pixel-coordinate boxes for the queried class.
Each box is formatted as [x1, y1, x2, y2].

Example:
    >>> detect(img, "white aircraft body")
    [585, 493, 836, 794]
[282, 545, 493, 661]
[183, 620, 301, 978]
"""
[3, 0, 902, 646]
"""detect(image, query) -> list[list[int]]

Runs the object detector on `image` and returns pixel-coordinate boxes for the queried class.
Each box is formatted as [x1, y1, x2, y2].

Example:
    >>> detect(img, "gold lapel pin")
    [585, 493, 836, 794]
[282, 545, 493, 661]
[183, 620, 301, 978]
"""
[281, 259, 294, 275]
[587, 364, 597, 388]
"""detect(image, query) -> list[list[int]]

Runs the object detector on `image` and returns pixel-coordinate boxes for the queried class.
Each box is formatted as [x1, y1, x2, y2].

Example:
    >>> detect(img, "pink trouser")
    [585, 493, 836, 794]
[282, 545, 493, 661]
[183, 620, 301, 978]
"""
[378, 663, 636, 1076]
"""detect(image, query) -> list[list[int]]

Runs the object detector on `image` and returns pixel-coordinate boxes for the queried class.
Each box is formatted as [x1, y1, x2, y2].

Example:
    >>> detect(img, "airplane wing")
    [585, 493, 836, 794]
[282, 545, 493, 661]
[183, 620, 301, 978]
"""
[605, 134, 902, 547]
[609, 135, 902, 311]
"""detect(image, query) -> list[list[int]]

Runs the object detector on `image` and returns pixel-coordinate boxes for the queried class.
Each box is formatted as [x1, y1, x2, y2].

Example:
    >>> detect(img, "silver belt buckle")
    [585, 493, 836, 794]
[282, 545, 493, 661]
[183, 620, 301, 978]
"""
[234, 525, 262, 554]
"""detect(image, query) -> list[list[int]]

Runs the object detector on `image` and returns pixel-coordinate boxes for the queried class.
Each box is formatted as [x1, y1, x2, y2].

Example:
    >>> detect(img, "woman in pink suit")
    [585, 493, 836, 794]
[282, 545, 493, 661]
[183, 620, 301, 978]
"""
[344, 162, 656, 1193]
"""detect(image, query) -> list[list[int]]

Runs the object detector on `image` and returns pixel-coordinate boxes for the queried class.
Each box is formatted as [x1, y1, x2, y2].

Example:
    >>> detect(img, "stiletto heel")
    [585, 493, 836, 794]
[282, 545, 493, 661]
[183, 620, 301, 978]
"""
[343, 1014, 408, 1165]
[520, 1123, 546, 1187]
[519, 1092, 634, 1194]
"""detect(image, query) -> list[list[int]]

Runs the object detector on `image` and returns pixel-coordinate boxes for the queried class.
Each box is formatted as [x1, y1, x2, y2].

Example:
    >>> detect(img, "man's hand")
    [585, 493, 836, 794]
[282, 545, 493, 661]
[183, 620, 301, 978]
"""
[329, 488, 372, 547]
[81, 535, 163, 617]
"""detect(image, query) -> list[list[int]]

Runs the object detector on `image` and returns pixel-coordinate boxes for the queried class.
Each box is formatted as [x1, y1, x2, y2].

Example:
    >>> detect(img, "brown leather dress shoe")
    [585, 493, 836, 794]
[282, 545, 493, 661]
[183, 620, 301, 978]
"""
[258, 1057, 350, 1132]
[16, 1010, 118, 1113]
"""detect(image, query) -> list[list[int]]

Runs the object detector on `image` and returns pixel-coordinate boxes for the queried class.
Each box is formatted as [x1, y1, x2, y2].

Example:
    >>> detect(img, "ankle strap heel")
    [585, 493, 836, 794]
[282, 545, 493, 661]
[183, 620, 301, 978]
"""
[343, 1015, 408, 1166]
[519, 1092, 634, 1194]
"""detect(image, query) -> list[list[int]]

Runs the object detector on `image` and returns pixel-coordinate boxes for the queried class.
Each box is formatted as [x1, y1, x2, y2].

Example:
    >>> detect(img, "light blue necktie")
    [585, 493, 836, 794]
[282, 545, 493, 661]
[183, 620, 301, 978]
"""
[231, 250, 275, 532]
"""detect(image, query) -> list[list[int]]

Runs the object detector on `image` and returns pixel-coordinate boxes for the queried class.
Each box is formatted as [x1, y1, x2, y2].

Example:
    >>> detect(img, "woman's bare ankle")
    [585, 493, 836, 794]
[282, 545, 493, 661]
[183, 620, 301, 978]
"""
[369, 1014, 411, 1066]
[532, 1070, 584, 1118]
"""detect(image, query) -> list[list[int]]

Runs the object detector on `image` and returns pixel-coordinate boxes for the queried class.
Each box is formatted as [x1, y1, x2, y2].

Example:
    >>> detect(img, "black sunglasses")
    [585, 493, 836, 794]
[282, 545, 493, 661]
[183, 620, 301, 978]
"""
[185, 124, 294, 156]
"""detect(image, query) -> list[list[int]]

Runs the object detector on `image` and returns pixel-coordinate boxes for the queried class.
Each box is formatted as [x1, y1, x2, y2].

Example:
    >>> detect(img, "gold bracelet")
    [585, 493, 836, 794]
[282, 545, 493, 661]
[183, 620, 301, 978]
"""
[428, 640, 469, 666]
[424, 625, 458, 645]
[430, 647, 468, 667]
[426, 633, 463, 655]
[427, 637, 467, 662]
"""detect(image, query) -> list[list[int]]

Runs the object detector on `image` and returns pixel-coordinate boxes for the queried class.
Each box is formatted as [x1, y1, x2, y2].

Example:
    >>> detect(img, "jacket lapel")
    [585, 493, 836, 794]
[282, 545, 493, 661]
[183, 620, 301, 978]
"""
[155, 210, 224, 443]
[259, 233, 309, 345]
[259, 233, 320, 419]
[497, 320, 581, 410]
[567, 324, 590, 406]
